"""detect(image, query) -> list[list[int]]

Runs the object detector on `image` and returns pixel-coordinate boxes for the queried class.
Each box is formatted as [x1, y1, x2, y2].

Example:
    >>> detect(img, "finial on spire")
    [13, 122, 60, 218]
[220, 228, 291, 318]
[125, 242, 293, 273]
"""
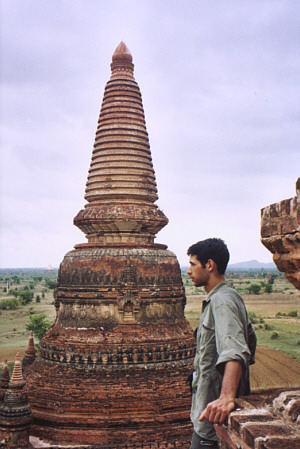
[112, 41, 133, 63]
[110, 42, 134, 80]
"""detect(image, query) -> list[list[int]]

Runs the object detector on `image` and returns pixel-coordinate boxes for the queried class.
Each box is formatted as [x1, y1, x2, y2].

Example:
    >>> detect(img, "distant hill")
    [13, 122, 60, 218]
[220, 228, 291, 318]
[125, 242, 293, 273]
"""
[227, 260, 278, 271]
[181, 260, 278, 272]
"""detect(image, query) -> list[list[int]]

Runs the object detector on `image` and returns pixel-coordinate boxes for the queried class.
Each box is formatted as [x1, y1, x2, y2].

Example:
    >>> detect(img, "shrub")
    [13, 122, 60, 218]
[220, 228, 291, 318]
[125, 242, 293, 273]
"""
[263, 323, 272, 330]
[44, 277, 57, 289]
[0, 298, 19, 310]
[9, 289, 19, 297]
[264, 283, 273, 293]
[288, 310, 298, 317]
[18, 291, 34, 305]
[35, 295, 41, 303]
[248, 284, 261, 295]
[248, 311, 258, 324]
[271, 332, 279, 340]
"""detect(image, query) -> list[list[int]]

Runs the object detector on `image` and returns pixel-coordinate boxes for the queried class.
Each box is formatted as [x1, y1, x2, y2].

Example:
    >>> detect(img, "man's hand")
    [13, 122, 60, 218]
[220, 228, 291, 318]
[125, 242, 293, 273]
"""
[199, 360, 242, 424]
[199, 395, 235, 424]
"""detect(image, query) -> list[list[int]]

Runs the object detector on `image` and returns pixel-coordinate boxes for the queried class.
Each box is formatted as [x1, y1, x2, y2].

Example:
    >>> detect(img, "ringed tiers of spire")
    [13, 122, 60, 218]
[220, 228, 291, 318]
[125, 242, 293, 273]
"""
[74, 42, 168, 245]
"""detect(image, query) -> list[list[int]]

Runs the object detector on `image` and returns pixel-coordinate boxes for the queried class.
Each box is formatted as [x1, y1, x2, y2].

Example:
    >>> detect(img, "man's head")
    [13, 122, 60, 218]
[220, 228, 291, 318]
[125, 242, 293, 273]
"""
[187, 239, 230, 289]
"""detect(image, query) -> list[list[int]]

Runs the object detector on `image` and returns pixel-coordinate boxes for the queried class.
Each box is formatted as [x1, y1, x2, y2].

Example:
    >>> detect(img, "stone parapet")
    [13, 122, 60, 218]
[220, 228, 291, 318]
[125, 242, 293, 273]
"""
[215, 388, 300, 449]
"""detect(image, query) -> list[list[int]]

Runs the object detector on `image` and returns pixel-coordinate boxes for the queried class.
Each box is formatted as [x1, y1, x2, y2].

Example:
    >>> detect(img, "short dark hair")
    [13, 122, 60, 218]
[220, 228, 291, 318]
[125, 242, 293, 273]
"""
[187, 238, 230, 275]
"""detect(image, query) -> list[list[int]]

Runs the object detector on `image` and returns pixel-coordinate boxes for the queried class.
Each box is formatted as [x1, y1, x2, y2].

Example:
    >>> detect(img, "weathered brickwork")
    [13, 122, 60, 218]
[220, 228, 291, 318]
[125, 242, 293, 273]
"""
[24, 42, 195, 447]
[216, 388, 300, 449]
[261, 178, 300, 289]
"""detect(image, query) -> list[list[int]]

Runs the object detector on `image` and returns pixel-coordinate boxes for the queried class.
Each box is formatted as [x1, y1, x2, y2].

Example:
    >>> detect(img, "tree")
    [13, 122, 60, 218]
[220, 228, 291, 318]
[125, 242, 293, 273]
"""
[269, 274, 277, 285]
[264, 283, 273, 293]
[18, 291, 34, 305]
[248, 284, 261, 295]
[26, 313, 51, 342]
[44, 277, 57, 289]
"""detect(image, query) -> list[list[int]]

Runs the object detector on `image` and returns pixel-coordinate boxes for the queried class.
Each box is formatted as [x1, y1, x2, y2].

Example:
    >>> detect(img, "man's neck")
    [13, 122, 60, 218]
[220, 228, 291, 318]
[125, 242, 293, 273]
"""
[205, 275, 225, 294]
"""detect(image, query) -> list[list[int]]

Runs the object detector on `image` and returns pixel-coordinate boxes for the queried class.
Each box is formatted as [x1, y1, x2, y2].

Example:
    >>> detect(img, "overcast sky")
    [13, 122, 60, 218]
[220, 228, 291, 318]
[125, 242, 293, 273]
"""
[1, 0, 299, 268]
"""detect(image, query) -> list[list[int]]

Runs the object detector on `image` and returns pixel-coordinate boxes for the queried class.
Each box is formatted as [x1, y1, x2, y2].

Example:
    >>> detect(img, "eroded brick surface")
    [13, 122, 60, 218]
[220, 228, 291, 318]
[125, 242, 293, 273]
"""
[261, 178, 300, 289]
[216, 388, 300, 449]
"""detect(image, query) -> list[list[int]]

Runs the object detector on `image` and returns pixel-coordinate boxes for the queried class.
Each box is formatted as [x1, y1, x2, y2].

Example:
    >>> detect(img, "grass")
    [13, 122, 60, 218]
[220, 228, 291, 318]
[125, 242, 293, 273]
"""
[0, 274, 56, 357]
[183, 272, 300, 362]
[253, 319, 300, 361]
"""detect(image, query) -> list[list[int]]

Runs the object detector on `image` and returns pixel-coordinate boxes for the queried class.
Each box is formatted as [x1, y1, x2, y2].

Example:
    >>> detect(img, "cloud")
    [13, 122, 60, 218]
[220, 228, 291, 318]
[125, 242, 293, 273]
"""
[1, 0, 299, 267]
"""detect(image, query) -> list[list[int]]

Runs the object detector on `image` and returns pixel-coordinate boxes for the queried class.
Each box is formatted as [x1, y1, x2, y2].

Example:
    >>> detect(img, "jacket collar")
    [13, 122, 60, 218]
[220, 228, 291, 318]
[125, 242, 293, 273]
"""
[202, 281, 227, 311]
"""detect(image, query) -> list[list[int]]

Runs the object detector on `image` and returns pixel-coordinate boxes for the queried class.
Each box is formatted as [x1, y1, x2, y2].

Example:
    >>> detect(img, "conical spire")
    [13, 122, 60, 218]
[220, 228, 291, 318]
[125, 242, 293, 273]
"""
[74, 42, 168, 245]
[0, 356, 33, 447]
[10, 353, 25, 386]
[22, 330, 37, 372]
[26, 331, 37, 358]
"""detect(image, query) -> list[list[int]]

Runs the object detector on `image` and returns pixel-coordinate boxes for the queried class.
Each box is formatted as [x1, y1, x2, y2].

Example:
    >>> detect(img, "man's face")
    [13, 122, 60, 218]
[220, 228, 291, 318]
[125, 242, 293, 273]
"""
[187, 255, 209, 288]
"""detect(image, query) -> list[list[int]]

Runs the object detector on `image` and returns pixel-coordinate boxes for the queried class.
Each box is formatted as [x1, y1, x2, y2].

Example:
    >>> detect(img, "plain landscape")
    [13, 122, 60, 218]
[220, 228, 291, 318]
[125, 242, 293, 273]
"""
[0, 267, 299, 390]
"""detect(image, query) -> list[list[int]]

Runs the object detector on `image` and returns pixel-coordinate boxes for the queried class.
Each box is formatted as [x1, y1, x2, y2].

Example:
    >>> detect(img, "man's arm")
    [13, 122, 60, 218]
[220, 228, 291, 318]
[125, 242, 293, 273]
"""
[199, 360, 242, 424]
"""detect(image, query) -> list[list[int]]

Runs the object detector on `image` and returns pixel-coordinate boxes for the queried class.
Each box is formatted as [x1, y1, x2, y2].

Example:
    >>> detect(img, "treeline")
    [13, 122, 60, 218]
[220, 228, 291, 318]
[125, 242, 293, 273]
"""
[0, 273, 57, 310]
[246, 274, 277, 295]
[181, 270, 291, 296]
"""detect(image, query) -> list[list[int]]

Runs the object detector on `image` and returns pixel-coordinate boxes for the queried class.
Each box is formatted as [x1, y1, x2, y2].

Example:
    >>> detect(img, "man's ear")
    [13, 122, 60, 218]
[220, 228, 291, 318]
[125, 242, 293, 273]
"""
[206, 259, 216, 272]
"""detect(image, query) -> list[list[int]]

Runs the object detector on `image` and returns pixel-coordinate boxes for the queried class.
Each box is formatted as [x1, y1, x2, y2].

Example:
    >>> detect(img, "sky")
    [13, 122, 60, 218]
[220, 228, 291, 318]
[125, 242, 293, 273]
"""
[0, 0, 299, 268]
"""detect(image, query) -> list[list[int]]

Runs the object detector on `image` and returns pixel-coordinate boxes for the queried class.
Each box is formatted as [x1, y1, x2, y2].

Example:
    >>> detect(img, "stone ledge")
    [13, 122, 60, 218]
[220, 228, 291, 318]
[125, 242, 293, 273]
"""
[216, 388, 300, 449]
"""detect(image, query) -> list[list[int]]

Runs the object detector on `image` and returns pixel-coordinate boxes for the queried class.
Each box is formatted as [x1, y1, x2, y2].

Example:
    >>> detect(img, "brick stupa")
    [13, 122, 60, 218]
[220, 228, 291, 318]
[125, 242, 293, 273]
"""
[25, 42, 195, 448]
[0, 354, 33, 448]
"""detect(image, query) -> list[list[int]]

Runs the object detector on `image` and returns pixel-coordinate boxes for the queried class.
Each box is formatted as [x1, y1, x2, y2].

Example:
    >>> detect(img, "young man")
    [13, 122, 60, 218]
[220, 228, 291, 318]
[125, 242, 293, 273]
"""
[187, 238, 255, 449]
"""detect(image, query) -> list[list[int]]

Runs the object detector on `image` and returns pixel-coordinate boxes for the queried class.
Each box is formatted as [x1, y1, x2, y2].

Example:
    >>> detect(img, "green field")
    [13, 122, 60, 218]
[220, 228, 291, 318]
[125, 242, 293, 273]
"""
[0, 269, 57, 360]
[183, 271, 300, 362]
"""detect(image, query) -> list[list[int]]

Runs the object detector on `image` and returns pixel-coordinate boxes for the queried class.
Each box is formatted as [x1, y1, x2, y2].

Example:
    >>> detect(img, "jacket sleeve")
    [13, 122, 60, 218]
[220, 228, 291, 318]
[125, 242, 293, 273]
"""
[211, 292, 251, 375]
